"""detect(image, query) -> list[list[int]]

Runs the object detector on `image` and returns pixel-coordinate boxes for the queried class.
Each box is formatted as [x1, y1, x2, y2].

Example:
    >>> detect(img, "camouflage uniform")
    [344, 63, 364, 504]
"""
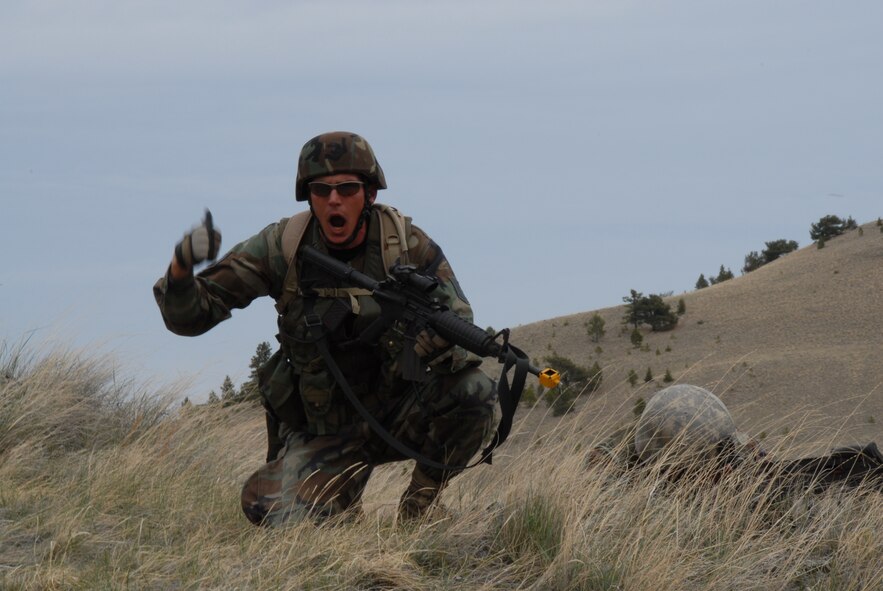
[154, 203, 497, 526]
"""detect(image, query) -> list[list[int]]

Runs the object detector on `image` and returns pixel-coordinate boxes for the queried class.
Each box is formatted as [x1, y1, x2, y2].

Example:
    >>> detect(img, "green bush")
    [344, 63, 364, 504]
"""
[544, 386, 577, 416]
[586, 313, 606, 343]
[708, 265, 734, 285]
[520, 384, 539, 407]
[543, 354, 590, 384]
[586, 361, 602, 393]
[627, 369, 639, 387]
[630, 328, 643, 349]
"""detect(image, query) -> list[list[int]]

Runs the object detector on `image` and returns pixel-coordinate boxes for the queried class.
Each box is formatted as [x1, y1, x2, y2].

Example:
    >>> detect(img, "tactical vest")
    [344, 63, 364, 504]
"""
[262, 205, 414, 435]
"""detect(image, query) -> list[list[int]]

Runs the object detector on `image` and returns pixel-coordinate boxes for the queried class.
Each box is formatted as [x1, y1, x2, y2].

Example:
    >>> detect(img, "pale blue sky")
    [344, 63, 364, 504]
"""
[2, 1, 881, 399]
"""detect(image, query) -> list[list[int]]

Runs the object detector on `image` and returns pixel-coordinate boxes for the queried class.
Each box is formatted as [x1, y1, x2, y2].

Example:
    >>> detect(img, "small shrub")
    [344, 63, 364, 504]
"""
[677, 298, 686, 315]
[663, 368, 674, 383]
[633, 396, 646, 417]
[817, 238, 826, 249]
[665, 345, 671, 352]
[544, 386, 577, 416]
[644, 367, 653, 383]
[586, 361, 602, 393]
[520, 384, 538, 407]
[630, 328, 643, 349]
[627, 369, 639, 387]
[594, 345, 603, 355]
[655, 348, 661, 356]
[543, 354, 590, 385]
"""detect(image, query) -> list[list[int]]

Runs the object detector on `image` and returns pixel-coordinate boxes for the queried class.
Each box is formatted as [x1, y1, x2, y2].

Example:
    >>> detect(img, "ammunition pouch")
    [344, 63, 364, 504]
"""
[258, 348, 305, 430]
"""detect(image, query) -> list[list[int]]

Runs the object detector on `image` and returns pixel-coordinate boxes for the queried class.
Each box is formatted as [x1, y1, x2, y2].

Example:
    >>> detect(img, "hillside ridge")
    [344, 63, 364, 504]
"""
[508, 220, 883, 452]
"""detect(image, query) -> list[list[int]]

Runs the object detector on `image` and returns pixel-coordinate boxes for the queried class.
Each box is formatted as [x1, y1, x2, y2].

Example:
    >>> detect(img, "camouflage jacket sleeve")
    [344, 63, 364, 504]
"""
[153, 219, 290, 336]
[407, 223, 483, 373]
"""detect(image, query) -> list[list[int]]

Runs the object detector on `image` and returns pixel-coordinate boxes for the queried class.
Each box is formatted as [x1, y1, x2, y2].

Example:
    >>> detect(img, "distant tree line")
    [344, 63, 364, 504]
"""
[206, 341, 273, 406]
[695, 213, 863, 289]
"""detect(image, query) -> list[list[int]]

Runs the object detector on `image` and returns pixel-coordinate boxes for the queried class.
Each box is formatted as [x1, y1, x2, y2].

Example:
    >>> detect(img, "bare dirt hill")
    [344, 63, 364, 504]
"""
[505, 220, 883, 456]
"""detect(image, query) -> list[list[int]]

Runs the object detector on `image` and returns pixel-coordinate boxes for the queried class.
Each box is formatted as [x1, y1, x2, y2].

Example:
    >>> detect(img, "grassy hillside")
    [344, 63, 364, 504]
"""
[510, 220, 883, 455]
[1, 221, 882, 590]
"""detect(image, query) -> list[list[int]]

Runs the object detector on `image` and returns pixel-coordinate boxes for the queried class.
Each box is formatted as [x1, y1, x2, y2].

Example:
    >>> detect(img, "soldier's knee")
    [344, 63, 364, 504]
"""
[447, 368, 497, 412]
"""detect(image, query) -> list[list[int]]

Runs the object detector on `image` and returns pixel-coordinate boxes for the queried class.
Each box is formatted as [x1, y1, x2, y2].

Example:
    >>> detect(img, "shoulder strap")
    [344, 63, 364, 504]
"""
[275, 211, 312, 315]
[375, 203, 411, 268]
[274, 205, 412, 315]
[282, 211, 312, 263]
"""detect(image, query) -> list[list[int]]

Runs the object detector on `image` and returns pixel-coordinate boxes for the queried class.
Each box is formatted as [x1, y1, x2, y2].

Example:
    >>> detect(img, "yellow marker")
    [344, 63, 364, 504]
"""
[537, 367, 561, 389]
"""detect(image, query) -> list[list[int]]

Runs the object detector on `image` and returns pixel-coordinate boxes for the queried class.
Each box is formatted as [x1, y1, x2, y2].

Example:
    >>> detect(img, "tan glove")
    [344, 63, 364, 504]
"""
[414, 326, 451, 359]
[174, 209, 222, 271]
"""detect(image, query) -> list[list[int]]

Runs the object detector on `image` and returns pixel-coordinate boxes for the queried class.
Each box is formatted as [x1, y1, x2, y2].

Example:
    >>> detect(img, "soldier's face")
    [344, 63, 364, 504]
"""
[309, 173, 376, 247]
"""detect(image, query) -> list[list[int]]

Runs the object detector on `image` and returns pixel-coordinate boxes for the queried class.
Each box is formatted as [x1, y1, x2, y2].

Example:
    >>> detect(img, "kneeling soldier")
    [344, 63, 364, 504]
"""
[153, 131, 497, 525]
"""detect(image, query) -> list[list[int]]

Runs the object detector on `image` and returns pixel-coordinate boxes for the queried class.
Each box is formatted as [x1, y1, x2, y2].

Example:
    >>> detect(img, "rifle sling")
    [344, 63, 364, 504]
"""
[481, 344, 529, 463]
[303, 297, 528, 472]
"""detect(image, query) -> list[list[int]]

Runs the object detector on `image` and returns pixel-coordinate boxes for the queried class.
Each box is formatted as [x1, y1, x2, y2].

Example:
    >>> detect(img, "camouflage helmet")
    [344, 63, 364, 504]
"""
[634, 384, 750, 463]
[295, 131, 387, 201]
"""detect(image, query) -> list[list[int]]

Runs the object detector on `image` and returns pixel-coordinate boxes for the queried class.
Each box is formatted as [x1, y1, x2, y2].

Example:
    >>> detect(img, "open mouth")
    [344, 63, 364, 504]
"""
[329, 214, 347, 228]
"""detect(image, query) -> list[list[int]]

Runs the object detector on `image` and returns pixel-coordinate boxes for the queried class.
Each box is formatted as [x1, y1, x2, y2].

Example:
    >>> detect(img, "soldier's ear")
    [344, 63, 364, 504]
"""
[367, 187, 378, 204]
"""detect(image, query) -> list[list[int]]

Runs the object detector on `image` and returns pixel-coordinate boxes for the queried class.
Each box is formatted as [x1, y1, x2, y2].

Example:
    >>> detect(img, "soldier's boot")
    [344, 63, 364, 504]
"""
[398, 467, 446, 521]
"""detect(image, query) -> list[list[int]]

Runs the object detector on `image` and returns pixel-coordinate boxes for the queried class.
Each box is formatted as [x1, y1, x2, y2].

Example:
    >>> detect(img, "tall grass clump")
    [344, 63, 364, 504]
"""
[1, 342, 881, 590]
[0, 340, 173, 455]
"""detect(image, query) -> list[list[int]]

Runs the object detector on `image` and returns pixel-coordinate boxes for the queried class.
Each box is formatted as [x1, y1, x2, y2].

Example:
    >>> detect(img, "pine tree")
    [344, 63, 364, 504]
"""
[695, 274, 709, 289]
[586, 313, 606, 343]
[810, 214, 854, 241]
[709, 265, 734, 285]
[622, 289, 644, 329]
[644, 367, 653, 383]
[677, 298, 686, 316]
[239, 341, 274, 403]
[630, 328, 643, 349]
[762, 239, 799, 263]
[742, 250, 764, 274]
[220, 375, 238, 406]
[207, 390, 220, 405]
[663, 368, 674, 383]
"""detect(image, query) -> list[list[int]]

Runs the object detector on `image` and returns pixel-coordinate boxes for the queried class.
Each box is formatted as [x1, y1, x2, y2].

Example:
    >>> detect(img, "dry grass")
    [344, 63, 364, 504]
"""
[2, 343, 881, 590]
[510, 221, 883, 452]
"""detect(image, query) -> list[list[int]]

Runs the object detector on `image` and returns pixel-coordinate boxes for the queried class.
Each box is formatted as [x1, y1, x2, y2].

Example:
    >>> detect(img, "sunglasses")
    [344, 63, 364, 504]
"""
[308, 181, 365, 198]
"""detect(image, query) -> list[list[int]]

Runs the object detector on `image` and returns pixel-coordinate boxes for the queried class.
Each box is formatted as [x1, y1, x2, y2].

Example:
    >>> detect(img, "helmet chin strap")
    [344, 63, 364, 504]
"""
[309, 196, 373, 250]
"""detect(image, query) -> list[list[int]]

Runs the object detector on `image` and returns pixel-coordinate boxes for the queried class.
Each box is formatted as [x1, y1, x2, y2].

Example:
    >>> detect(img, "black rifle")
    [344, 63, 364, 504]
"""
[300, 245, 559, 470]
[301, 245, 558, 385]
